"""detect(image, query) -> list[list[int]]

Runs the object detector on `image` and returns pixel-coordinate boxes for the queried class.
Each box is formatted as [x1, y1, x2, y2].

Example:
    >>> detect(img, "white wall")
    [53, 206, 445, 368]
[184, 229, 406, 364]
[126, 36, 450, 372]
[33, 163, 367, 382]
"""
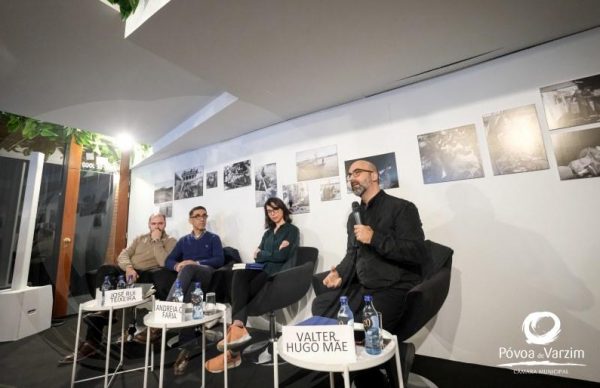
[130, 28, 600, 382]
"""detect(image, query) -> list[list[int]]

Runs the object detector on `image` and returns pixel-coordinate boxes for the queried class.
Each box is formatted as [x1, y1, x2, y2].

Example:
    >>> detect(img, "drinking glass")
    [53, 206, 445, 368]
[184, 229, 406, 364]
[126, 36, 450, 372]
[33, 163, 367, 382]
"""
[205, 292, 216, 314]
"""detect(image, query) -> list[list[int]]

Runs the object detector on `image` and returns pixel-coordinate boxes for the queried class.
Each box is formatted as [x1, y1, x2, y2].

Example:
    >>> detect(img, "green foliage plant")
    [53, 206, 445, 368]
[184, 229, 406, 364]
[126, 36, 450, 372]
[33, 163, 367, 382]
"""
[107, 0, 140, 20]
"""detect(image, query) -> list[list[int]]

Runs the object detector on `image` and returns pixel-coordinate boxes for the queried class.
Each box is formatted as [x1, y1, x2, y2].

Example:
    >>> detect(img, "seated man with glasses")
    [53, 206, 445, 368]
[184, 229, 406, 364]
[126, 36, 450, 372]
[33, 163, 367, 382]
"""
[164, 205, 225, 376]
[313, 159, 428, 388]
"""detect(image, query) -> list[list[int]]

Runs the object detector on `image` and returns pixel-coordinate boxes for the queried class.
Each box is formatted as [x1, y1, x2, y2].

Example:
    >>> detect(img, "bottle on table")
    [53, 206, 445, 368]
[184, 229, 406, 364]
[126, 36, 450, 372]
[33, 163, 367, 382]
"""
[117, 275, 127, 289]
[126, 274, 135, 288]
[191, 282, 204, 320]
[362, 294, 381, 355]
[170, 280, 184, 303]
[337, 295, 354, 326]
[101, 275, 112, 306]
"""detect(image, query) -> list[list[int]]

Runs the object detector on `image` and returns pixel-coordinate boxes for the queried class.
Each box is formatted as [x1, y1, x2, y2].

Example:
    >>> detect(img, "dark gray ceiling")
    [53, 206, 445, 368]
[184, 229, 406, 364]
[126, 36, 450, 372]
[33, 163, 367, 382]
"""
[1, 0, 599, 165]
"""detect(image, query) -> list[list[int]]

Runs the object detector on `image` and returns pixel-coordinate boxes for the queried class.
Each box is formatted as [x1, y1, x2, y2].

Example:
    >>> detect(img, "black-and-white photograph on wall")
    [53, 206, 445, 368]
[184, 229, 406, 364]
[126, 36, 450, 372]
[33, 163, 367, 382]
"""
[174, 166, 203, 200]
[541, 73, 600, 130]
[344, 152, 399, 192]
[255, 162, 277, 207]
[224, 160, 252, 190]
[483, 104, 549, 176]
[418, 124, 484, 184]
[282, 182, 310, 214]
[320, 178, 341, 201]
[154, 181, 174, 204]
[551, 126, 600, 180]
[159, 202, 173, 218]
[206, 171, 218, 189]
[296, 145, 339, 181]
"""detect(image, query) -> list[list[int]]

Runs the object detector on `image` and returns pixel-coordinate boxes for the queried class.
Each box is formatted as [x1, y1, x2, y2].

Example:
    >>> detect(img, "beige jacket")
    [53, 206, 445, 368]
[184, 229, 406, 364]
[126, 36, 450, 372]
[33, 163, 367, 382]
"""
[116, 232, 177, 271]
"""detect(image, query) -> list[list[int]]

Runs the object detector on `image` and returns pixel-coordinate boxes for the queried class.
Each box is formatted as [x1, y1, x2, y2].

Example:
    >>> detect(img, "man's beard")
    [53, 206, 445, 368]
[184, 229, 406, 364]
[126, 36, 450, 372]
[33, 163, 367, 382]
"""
[351, 182, 366, 197]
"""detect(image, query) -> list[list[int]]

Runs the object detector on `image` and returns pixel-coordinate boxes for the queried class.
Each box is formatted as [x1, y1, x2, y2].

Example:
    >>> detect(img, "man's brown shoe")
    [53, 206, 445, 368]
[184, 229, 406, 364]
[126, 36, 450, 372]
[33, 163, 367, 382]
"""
[58, 341, 98, 365]
[134, 328, 162, 344]
[173, 349, 191, 376]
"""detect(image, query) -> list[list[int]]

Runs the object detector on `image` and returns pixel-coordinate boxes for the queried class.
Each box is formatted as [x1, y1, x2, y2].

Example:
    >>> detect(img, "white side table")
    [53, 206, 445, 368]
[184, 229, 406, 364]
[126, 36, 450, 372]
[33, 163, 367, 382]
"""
[274, 328, 403, 388]
[142, 303, 228, 388]
[70, 297, 152, 388]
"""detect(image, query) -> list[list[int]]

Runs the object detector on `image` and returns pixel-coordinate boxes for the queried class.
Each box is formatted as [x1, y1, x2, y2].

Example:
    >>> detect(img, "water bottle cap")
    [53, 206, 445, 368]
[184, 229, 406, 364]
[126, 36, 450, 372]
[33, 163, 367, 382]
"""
[340, 296, 348, 303]
[195, 282, 201, 288]
[363, 295, 373, 302]
[175, 279, 181, 287]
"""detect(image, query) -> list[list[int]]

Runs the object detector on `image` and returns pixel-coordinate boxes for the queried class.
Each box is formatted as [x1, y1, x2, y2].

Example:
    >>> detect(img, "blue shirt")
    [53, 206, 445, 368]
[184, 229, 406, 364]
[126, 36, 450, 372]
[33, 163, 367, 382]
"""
[165, 231, 224, 271]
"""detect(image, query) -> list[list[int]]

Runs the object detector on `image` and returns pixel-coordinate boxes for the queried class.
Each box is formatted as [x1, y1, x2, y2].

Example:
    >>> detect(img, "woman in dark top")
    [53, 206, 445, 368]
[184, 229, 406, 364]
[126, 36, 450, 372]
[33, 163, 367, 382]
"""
[205, 197, 299, 373]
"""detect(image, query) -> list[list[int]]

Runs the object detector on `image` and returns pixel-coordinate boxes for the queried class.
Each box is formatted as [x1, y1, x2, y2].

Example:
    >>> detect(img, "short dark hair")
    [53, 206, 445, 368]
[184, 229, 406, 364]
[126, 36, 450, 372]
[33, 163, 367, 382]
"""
[189, 206, 207, 217]
[264, 197, 292, 229]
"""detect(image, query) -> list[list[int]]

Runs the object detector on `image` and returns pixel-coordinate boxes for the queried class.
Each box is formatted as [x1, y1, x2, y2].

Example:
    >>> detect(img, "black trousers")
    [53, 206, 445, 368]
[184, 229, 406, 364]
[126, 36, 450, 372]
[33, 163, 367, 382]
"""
[166, 264, 216, 348]
[86, 264, 177, 344]
[312, 281, 408, 388]
[230, 269, 269, 324]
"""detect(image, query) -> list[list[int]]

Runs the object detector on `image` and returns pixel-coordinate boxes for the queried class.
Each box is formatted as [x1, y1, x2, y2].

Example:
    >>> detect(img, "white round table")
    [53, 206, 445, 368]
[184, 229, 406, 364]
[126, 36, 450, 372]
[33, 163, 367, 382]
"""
[142, 303, 228, 388]
[275, 326, 403, 388]
[70, 296, 152, 388]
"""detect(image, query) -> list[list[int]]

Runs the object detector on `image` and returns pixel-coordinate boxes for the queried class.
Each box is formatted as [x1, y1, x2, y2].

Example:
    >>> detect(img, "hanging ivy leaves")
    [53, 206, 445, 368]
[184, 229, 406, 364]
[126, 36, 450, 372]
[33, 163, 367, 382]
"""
[107, 0, 140, 20]
[0, 111, 120, 165]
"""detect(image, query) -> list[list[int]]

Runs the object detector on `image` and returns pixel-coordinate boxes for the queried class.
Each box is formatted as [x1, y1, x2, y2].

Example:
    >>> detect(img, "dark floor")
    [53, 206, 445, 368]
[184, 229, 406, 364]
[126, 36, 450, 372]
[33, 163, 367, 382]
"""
[0, 315, 596, 388]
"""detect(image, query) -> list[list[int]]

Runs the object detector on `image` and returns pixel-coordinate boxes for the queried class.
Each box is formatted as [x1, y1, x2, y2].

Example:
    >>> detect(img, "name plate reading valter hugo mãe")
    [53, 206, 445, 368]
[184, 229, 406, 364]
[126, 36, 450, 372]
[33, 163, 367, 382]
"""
[96, 287, 143, 307]
[281, 325, 356, 364]
[153, 301, 185, 323]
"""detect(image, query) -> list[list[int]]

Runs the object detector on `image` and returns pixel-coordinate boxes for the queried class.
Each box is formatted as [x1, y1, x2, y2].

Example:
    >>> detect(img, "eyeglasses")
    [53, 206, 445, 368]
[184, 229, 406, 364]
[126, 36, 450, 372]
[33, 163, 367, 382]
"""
[266, 208, 281, 214]
[190, 214, 208, 220]
[346, 169, 374, 179]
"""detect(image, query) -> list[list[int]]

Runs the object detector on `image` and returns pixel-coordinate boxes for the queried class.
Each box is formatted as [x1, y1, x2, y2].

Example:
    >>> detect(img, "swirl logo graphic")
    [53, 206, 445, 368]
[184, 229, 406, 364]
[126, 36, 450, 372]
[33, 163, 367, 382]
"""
[522, 311, 561, 345]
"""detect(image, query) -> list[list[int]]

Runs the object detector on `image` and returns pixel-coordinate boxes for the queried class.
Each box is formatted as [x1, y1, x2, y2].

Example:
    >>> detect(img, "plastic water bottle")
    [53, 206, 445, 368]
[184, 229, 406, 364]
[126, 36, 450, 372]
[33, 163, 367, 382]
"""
[362, 295, 381, 355]
[117, 275, 127, 289]
[170, 280, 184, 303]
[191, 282, 204, 320]
[126, 275, 135, 288]
[337, 296, 354, 326]
[101, 275, 112, 306]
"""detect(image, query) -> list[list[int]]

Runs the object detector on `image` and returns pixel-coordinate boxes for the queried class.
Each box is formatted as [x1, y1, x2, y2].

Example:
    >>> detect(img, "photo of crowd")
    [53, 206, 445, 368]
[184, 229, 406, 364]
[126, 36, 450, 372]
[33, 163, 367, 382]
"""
[174, 166, 203, 200]
[224, 160, 252, 190]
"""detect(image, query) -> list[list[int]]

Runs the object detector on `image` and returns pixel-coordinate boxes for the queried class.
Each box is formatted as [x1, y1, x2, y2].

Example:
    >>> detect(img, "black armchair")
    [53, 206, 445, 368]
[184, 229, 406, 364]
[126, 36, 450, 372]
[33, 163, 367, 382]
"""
[394, 240, 453, 387]
[311, 240, 453, 387]
[243, 246, 319, 363]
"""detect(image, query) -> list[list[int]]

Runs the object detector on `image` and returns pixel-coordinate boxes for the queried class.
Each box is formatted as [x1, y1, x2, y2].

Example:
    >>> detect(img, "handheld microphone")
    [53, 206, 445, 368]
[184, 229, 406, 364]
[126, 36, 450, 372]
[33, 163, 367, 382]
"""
[352, 201, 362, 225]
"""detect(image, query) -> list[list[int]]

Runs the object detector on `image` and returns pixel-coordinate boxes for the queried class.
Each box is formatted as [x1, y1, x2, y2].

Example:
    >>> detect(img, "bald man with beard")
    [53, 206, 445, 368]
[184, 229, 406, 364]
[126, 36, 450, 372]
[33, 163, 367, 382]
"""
[312, 160, 428, 388]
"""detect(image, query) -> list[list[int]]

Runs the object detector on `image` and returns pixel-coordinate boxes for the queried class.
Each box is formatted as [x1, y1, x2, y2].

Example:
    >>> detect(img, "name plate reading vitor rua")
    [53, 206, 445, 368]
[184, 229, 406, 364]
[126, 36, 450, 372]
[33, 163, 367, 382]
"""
[281, 325, 356, 364]
[153, 301, 185, 323]
[95, 287, 143, 307]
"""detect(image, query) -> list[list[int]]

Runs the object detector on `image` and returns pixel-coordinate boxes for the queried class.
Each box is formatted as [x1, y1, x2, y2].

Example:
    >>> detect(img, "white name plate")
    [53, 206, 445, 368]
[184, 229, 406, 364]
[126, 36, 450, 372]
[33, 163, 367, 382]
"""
[153, 301, 185, 323]
[281, 325, 356, 364]
[96, 287, 143, 307]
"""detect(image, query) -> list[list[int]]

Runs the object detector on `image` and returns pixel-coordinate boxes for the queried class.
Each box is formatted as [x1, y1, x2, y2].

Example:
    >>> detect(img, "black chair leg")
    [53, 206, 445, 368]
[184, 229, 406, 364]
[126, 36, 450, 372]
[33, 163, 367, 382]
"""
[242, 311, 285, 365]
